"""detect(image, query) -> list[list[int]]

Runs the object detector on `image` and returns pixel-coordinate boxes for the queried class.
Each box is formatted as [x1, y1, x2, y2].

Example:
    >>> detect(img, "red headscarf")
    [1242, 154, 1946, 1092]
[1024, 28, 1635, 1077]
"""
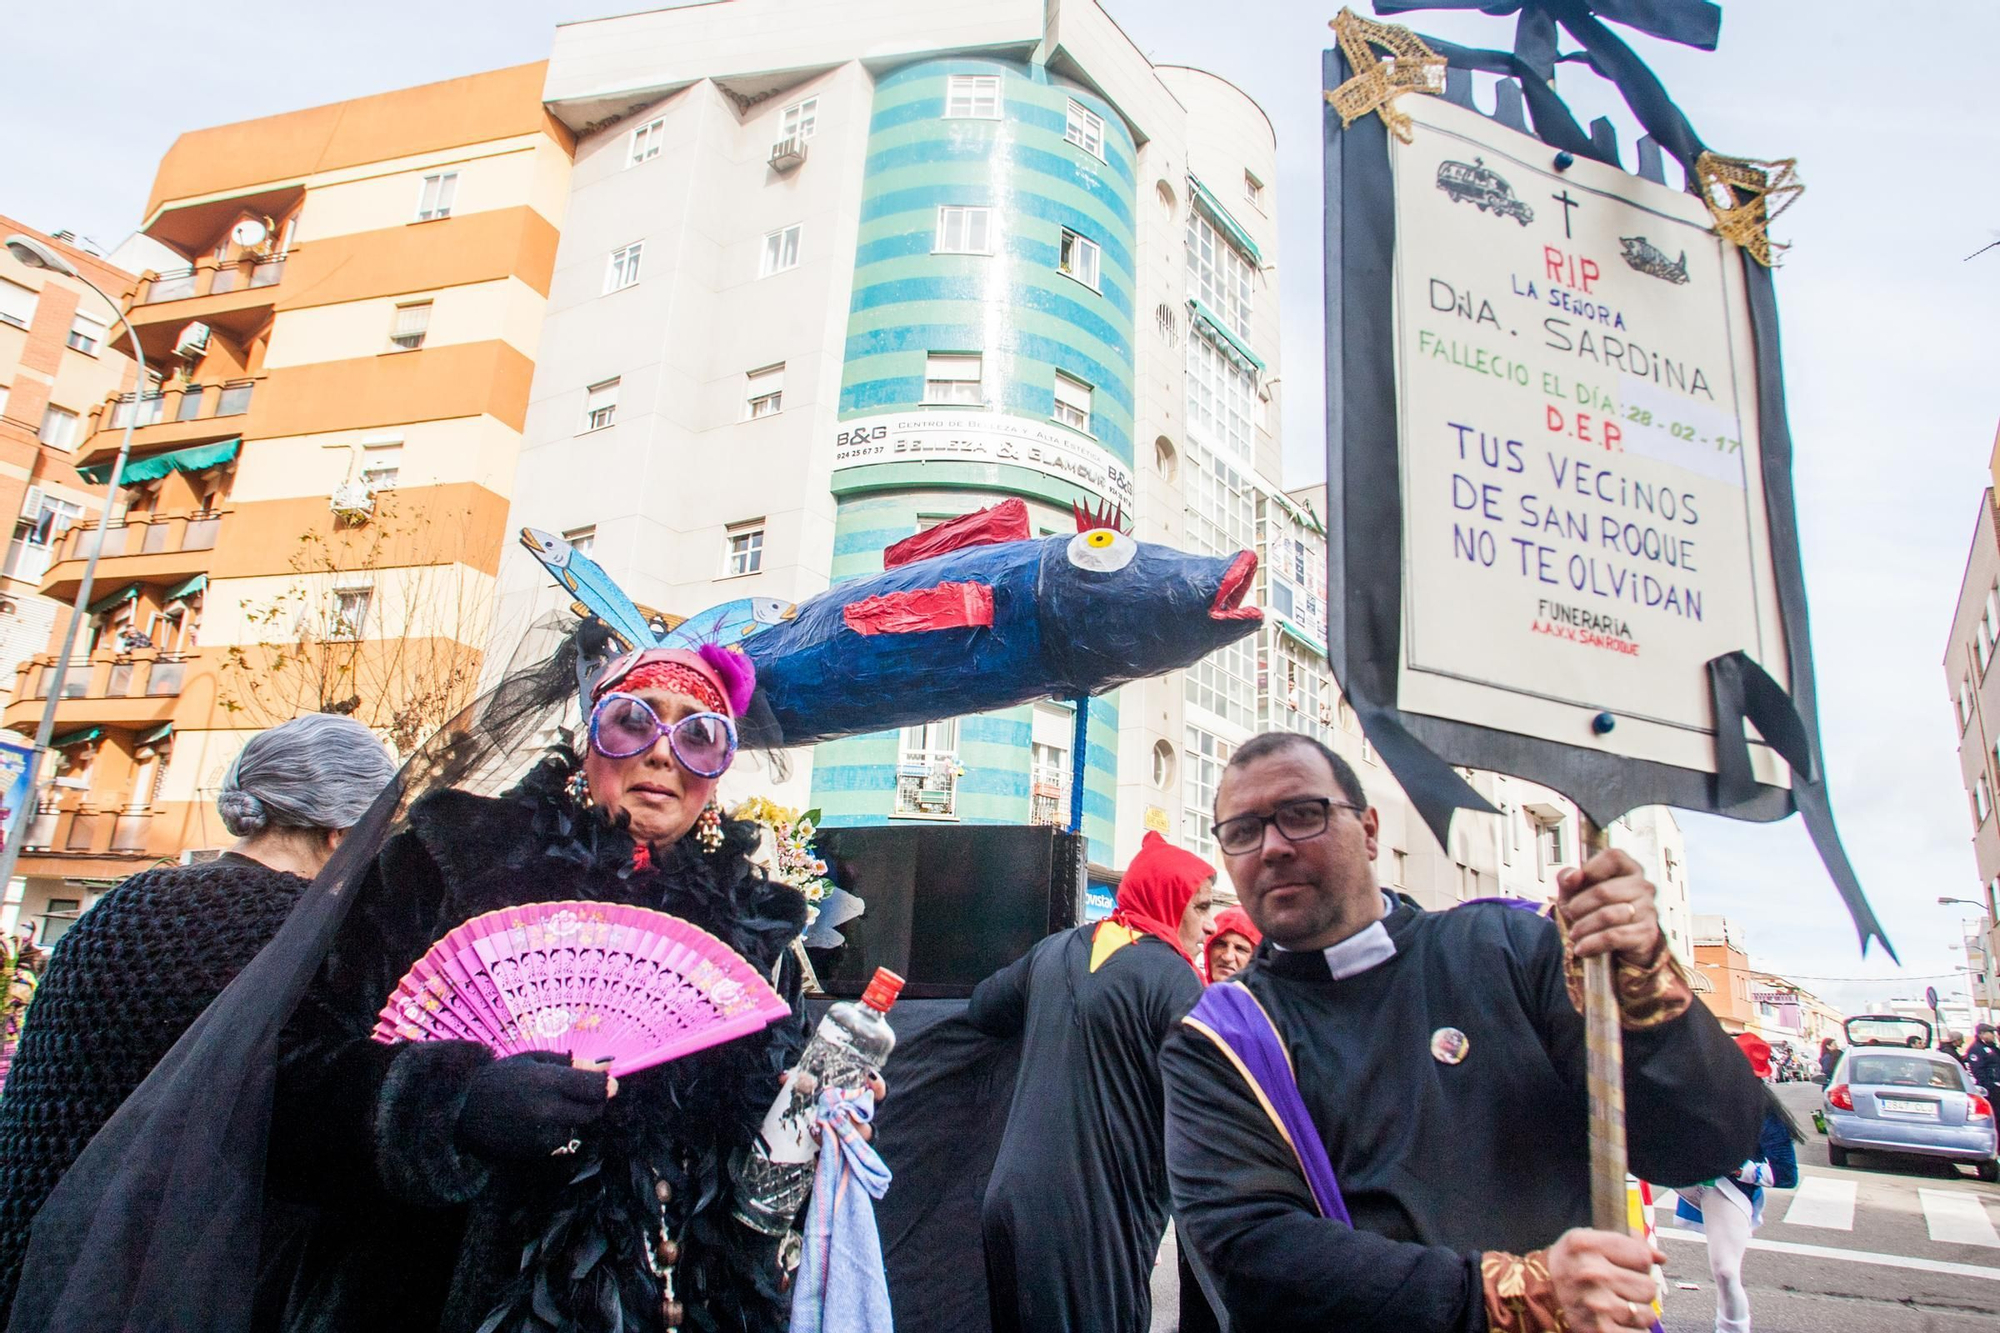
[1733, 1032, 1772, 1079]
[1110, 831, 1214, 966]
[1203, 905, 1262, 982]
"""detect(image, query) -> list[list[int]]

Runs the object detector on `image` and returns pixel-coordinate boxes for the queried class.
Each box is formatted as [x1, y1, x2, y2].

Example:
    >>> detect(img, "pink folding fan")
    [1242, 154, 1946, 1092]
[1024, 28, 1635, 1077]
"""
[371, 901, 793, 1076]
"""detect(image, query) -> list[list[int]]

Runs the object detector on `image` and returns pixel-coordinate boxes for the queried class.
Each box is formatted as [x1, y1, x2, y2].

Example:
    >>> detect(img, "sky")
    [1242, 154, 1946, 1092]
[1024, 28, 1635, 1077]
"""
[3, 2, 1997, 1016]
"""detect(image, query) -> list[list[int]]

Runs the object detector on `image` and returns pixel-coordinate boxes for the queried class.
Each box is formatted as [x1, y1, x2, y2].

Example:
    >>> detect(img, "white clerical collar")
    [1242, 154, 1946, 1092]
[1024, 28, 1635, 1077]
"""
[1275, 890, 1400, 980]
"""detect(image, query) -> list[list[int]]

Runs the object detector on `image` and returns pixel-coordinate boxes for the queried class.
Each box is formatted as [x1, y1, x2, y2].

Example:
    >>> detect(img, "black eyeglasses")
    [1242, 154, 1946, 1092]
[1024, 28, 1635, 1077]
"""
[1212, 797, 1362, 856]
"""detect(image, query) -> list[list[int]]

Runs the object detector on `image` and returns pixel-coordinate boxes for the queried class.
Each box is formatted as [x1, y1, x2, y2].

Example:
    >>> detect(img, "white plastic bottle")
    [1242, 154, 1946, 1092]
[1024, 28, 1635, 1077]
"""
[734, 967, 904, 1235]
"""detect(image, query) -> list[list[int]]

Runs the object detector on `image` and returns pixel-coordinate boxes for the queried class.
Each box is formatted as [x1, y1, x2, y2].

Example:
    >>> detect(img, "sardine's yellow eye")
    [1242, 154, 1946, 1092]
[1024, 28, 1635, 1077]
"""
[1066, 527, 1136, 573]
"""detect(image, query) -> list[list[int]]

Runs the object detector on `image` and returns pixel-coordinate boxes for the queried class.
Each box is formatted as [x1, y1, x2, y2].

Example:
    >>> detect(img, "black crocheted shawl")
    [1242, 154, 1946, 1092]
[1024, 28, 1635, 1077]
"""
[0, 856, 310, 1325]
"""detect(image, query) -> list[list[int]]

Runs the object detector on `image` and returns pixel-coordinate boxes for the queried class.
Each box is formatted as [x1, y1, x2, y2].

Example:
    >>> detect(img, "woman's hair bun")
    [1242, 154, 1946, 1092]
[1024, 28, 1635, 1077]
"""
[216, 789, 270, 837]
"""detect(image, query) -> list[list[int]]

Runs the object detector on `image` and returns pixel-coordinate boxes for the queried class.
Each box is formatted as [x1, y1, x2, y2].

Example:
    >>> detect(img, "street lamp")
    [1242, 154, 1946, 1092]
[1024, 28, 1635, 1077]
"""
[0, 235, 148, 905]
[1940, 895, 2000, 1026]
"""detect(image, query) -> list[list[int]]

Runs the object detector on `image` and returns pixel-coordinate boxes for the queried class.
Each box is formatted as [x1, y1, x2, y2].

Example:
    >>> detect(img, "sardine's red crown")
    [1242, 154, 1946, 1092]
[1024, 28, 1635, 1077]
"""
[1072, 500, 1127, 534]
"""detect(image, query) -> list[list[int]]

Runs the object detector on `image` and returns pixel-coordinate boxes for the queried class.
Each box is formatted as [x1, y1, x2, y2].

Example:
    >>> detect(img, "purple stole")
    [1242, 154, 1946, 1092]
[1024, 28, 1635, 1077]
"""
[1183, 981, 1349, 1225]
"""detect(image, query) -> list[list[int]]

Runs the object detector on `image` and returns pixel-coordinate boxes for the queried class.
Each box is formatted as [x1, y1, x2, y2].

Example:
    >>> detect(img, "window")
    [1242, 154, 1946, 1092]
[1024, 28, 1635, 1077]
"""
[330, 586, 372, 640]
[1245, 169, 1266, 211]
[582, 378, 620, 432]
[628, 116, 665, 165]
[6, 493, 81, 583]
[605, 241, 644, 293]
[725, 523, 764, 577]
[1151, 739, 1175, 790]
[1064, 99, 1105, 159]
[0, 384, 7, 419]
[0, 278, 35, 329]
[934, 206, 992, 255]
[1979, 775, 1993, 825]
[1058, 229, 1100, 290]
[944, 75, 1001, 119]
[40, 898, 83, 947]
[1961, 677, 1976, 732]
[360, 440, 402, 493]
[1985, 586, 2000, 673]
[1187, 333, 1256, 462]
[1536, 817, 1566, 872]
[780, 97, 818, 143]
[896, 718, 961, 817]
[1182, 725, 1234, 859]
[215, 381, 253, 415]
[67, 312, 107, 355]
[760, 225, 801, 277]
[388, 302, 431, 351]
[415, 172, 458, 222]
[745, 364, 784, 418]
[1052, 373, 1092, 433]
[924, 354, 983, 406]
[1187, 210, 1255, 342]
[562, 525, 596, 555]
[38, 406, 78, 450]
[1980, 617, 1992, 673]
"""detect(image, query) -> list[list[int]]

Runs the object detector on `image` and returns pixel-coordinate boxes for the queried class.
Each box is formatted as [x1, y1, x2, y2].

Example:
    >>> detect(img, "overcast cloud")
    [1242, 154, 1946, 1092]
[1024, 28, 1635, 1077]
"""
[4, 2, 1995, 1015]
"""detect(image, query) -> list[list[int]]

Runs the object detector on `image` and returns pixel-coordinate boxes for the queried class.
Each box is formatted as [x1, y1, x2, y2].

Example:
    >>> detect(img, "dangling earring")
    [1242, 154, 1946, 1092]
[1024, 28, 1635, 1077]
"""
[694, 799, 725, 852]
[566, 765, 592, 808]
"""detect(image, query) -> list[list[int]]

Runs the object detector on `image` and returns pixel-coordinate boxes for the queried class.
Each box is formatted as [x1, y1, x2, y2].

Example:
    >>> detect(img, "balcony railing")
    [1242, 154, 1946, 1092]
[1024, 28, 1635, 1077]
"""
[49, 510, 224, 565]
[29, 654, 191, 701]
[102, 381, 250, 436]
[138, 254, 287, 306]
[111, 811, 152, 853]
[893, 750, 959, 818]
[1029, 766, 1069, 827]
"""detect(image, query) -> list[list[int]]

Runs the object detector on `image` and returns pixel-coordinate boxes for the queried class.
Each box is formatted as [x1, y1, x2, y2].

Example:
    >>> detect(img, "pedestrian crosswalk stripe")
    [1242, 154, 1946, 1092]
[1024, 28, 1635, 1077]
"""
[1918, 1189, 2000, 1248]
[1778, 1175, 1856, 1231]
[1661, 1229, 2000, 1281]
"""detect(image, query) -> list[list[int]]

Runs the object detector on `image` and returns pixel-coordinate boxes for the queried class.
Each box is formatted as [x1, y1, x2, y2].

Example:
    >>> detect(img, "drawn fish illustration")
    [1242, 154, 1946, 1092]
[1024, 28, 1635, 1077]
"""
[520, 499, 1261, 746]
[1618, 236, 1689, 284]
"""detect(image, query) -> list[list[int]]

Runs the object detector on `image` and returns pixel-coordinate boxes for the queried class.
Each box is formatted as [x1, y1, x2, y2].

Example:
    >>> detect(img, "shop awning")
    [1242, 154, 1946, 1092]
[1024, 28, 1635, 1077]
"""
[86, 583, 140, 616]
[162, 573, 207, 602]
[1275, 613, 1329, 661]
[1188, 298, 1266, 373]
[51, 727, 103, 749]
[1188, 174, 1263, 265]
[80, 437, 239, 486]
[136, 722, 173, 746]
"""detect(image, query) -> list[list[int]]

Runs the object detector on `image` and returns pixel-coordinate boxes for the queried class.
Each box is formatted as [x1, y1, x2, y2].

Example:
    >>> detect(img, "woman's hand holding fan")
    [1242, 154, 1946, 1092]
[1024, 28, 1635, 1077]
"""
[373, 902, 793, 1077]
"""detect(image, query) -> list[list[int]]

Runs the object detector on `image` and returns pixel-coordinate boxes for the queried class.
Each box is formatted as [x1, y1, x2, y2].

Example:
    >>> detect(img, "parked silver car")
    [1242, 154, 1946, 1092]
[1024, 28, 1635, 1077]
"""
[1824, 1047, 1998, 1181]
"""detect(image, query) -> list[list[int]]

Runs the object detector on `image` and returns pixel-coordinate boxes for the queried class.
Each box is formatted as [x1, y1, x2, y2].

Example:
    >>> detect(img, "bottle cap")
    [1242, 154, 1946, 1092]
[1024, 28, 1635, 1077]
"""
[860, 968, 905, 1013]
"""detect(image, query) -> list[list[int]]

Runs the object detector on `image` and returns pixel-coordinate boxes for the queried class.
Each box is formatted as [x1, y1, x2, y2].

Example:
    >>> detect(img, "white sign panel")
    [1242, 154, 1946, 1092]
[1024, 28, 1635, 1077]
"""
[831, 411, 1135, 511]
[1391, 95, 1787, 776]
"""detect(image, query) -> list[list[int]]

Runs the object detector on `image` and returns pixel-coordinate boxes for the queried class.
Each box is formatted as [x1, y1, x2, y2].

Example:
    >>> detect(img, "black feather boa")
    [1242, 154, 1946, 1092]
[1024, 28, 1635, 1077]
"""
[415, 754, 809, 1333]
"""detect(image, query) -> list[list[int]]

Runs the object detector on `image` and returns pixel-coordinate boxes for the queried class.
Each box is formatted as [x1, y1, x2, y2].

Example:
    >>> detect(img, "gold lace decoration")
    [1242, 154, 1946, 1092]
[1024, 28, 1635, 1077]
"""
[1325, 8, 1447, 144]
[1696, 152, 1804, 268]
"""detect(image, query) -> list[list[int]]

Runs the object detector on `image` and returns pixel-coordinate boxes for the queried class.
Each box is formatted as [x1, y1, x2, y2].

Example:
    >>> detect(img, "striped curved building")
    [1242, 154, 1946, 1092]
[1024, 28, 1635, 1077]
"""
[504, 0, 1288, 880]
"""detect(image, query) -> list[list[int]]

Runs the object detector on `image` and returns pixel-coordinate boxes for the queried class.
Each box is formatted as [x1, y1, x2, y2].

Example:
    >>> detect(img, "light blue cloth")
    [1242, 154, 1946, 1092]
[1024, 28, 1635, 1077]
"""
[789, 1086, 894, 1333]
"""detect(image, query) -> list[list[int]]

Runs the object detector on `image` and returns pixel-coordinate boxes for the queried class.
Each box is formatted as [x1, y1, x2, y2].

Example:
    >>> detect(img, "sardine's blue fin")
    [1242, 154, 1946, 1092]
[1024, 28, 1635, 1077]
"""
[661, 597, 790, 649]
[518, 529, 658, 649]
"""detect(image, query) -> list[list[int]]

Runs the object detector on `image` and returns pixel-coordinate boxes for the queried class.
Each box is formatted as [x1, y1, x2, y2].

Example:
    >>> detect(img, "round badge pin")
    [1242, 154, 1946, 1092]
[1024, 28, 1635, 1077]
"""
[1430, 1027, 1470, 1065]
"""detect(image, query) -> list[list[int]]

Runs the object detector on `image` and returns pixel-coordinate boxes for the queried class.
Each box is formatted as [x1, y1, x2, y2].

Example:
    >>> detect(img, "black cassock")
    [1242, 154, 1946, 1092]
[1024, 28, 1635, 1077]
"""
[1161, 897, 1763, 1333]
[873, 923, 1201, 1333]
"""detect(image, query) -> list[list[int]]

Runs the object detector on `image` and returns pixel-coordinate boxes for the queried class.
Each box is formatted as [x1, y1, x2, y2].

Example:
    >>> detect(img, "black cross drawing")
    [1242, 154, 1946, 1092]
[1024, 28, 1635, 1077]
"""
[1551, 189, 1581, 239]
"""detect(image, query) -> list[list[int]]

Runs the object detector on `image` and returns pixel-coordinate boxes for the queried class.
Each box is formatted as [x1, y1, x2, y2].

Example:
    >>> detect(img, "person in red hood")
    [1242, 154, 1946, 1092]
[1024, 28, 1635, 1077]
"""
[1204, 906, 1262, 984]
[956, 830, 1214, 1332]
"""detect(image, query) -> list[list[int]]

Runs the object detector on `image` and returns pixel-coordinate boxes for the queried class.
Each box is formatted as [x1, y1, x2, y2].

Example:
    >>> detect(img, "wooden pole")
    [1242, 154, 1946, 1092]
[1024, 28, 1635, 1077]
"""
[1580, 817, 1631, 1235]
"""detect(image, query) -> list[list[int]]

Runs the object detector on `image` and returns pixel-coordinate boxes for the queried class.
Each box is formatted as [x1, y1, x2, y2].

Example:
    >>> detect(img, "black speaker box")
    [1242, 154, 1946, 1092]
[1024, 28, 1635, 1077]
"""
[807, 824, 1084, 999]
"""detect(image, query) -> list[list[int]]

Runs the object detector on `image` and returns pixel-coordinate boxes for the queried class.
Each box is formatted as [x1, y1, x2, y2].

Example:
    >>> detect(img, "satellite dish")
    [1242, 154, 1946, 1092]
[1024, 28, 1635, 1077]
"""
[230, 217, 269, 249]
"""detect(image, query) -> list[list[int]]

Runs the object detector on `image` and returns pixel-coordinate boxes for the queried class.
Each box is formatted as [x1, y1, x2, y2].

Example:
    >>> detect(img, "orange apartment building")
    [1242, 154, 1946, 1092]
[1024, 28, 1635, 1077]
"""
[0, 64, 573, 941]
[0, 222, 136, 717]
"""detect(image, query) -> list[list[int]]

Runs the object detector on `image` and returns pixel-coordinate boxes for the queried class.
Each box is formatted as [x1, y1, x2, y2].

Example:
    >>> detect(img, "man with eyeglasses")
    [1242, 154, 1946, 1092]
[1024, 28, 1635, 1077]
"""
[1160, 732, 1761, 1333]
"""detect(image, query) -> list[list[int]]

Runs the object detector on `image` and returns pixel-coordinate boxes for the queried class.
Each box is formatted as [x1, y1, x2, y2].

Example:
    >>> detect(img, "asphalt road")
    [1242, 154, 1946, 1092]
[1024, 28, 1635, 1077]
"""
[1149, 1083, 2000, 1332]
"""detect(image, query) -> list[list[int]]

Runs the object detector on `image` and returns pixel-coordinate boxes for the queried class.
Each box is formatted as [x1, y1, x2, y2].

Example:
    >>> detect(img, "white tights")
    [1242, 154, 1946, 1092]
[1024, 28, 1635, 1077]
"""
[1696, 1185, 1754, 1333]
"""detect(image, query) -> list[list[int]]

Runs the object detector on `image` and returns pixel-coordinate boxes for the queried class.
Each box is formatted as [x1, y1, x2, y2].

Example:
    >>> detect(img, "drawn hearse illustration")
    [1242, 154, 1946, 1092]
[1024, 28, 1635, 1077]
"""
[1435, 157, 1534, 226]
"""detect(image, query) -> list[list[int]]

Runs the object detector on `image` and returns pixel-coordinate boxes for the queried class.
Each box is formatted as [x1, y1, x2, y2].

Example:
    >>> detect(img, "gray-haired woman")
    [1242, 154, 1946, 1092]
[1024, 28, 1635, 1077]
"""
[0, 713, 395, 1322]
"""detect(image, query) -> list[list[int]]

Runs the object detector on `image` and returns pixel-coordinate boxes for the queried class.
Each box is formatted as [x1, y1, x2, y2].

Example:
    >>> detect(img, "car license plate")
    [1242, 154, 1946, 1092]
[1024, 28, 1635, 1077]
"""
[1880, 1097, 1938, 1118]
